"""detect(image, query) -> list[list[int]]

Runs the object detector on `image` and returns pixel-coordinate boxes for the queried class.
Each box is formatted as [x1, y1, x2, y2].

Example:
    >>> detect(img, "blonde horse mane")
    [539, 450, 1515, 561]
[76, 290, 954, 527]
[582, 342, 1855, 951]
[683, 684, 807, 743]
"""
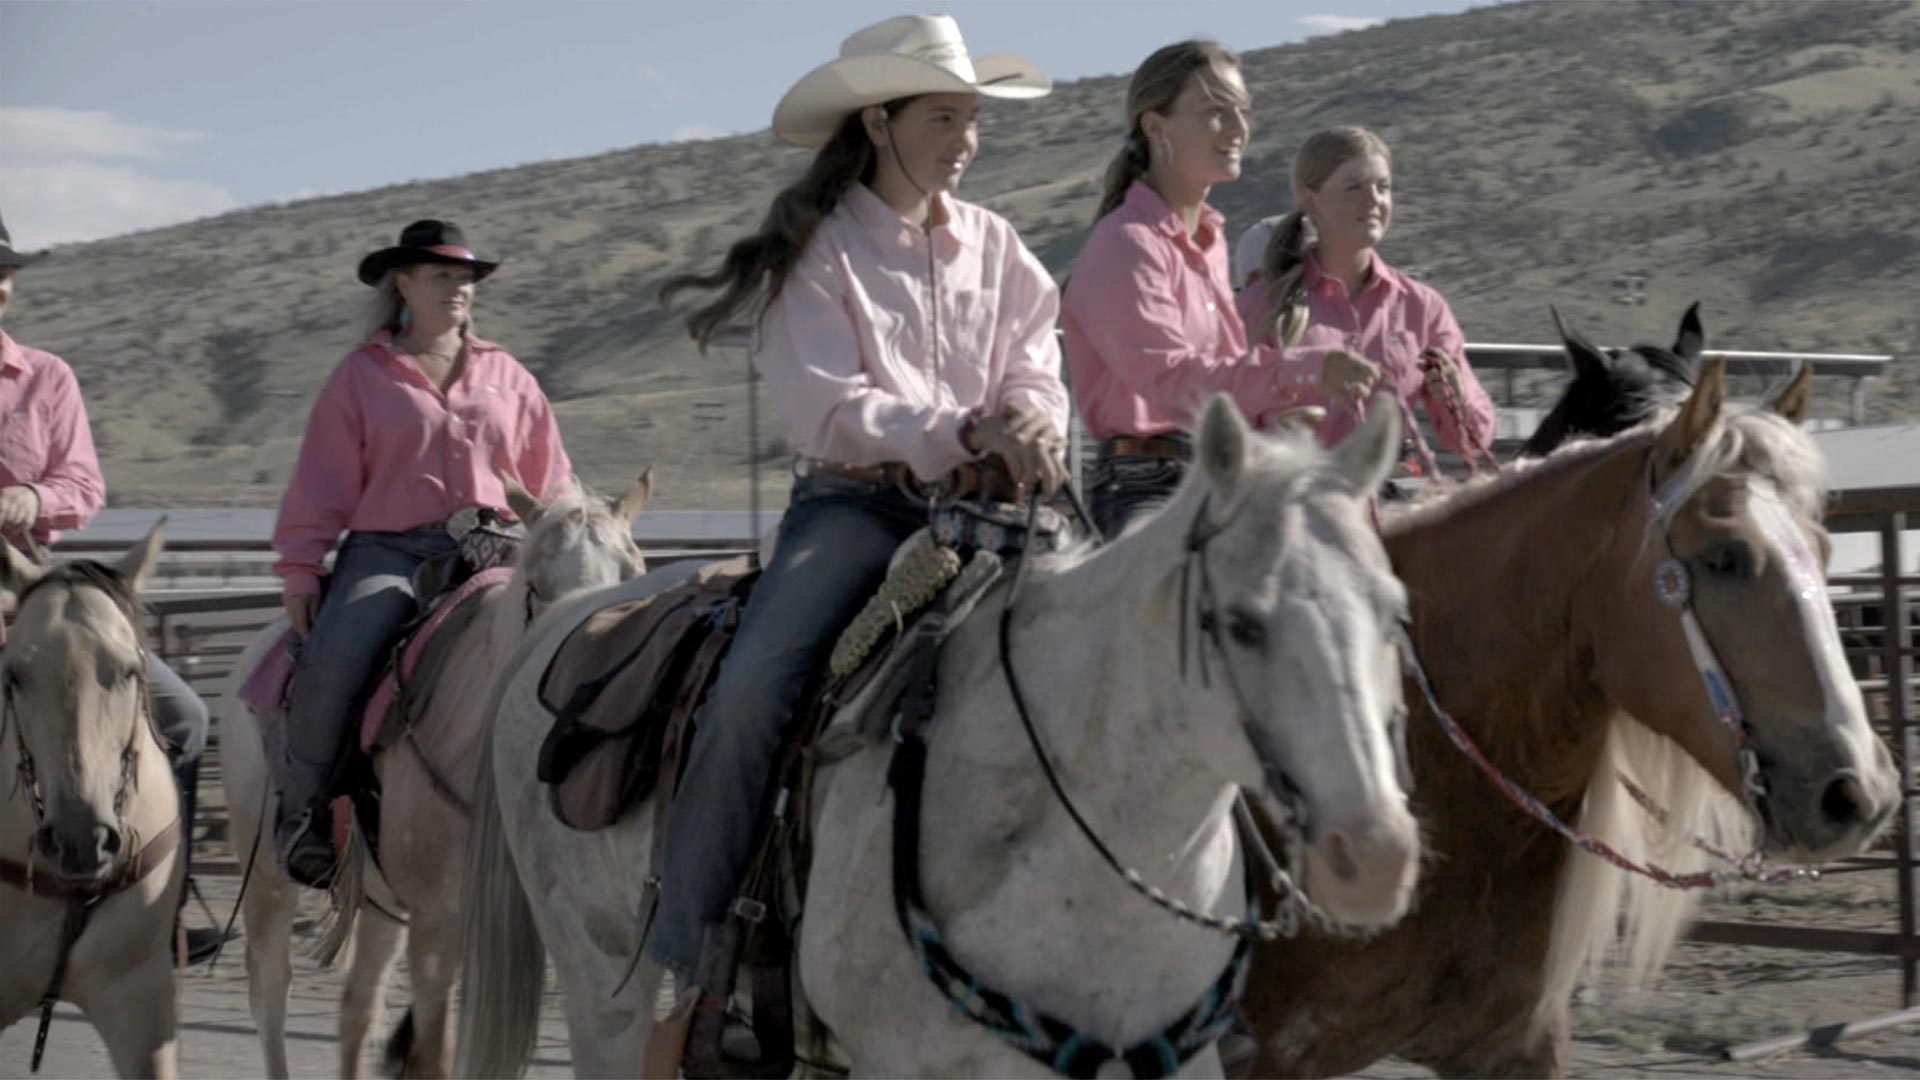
[1532, 404, 1821, 1033]
[1534, 715, 1751, 1030]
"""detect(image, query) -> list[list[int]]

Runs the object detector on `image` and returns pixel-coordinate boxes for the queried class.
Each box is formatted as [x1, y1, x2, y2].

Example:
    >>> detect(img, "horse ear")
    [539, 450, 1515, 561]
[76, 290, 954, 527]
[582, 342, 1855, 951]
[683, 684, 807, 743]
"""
[1332, 398, 1401, 496]
[0, 537, 48, 596]
[499, 469, 545, 526]
[1195, 394, 1250, 500]
[1770, 362, 1813, 424]
[1657, 355, 1727, 470]
[615, 466, 655, 524]
[1672, 302, 1705, 362]
[115, 516, 167, 594]
[1551, 305, 1610, 381]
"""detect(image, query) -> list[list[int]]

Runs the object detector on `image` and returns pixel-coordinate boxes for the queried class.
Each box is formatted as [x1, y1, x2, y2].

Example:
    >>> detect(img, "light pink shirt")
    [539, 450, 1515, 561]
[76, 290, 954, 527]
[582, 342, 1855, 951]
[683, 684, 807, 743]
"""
[1063, 181, 1321, 440]
[753, 184, 1068, 482]
[1235, 251, 1496, 455]
[272, 331, 571, 599]
[0, 331, 106, 549]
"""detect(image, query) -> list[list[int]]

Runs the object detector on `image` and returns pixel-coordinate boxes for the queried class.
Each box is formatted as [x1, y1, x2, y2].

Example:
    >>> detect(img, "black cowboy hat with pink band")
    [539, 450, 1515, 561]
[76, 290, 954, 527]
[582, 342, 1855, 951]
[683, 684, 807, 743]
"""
[356, 219, 499, 286]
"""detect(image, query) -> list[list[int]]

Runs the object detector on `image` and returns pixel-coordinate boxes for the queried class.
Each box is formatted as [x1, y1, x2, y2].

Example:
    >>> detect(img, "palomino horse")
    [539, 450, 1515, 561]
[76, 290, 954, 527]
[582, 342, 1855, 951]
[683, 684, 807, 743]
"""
[219, 475, 650, 1078]
[1245, 339, 1899, 1077]
[460, 398, 1422, 1077]
[0, 524, 181, 1078]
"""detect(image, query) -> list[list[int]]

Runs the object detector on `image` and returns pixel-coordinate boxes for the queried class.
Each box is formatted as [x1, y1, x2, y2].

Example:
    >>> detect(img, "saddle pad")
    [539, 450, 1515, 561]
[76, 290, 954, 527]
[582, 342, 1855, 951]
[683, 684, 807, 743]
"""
[239, 628, 297, 715]
[538, 555, 757, 831]
[361, 566, 513, 752]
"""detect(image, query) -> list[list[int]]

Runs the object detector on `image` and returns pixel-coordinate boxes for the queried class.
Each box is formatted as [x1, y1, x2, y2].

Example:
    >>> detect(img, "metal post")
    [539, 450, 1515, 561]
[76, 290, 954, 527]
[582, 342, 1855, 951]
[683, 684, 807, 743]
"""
[1852, 377, 1869, 427]
[746, 339, 762, 548]
[1884, 511, 1916, 1005]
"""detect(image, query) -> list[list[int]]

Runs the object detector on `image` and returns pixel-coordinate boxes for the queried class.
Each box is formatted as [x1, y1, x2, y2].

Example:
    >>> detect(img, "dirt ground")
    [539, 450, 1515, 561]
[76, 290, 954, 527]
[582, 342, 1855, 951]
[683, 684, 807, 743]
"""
[4, 746, 1915, 1078]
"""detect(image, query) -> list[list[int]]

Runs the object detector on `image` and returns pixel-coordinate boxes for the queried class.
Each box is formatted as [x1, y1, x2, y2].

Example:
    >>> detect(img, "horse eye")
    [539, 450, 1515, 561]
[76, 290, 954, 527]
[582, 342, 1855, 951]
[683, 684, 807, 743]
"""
[1227, 609, 1267, 650]
[1700, 543, 1754, 579]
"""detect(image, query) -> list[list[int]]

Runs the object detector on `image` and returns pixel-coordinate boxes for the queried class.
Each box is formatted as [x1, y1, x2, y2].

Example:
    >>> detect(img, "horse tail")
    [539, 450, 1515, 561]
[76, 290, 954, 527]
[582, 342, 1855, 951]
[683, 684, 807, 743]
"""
[311, 812, 366, 967]
[456, 707, 545, 1078]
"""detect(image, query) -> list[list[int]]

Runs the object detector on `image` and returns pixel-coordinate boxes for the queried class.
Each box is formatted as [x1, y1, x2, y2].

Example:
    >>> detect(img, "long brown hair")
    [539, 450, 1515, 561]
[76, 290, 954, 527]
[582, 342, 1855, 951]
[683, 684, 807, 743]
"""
[1092, 40, 1248, 223]
[659, 101, 905, 349]
[1254, 126, 1393, 347]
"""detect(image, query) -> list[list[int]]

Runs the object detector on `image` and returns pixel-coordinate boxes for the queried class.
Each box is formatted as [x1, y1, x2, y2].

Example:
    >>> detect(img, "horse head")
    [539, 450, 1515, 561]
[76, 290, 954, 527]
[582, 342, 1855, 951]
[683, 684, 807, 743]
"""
[0, 520, 168, 882]
[1522, 303, 1702, 457]
[500, 468, 653, 614]
[1181, 396, 1420, 927]
[1581, 330, 1895, 862]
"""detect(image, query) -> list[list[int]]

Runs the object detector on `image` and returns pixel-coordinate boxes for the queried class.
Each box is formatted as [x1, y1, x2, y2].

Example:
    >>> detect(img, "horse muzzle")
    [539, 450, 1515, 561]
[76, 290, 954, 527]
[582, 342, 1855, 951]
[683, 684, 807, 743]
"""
[33, 812, 124, 883]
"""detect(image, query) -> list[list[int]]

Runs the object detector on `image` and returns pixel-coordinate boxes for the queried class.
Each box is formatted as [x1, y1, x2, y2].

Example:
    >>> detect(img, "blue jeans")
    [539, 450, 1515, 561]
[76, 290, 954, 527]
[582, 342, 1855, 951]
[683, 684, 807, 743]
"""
[1089, 453, 1188, 538]
[277, 528, 457, 820]
[645, 473, 926, 980]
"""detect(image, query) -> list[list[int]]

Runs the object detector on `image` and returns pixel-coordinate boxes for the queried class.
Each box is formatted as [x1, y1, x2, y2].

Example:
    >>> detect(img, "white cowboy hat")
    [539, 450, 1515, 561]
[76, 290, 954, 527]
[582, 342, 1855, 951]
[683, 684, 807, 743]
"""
[772, 14, 1051, 148]
[1234, 214, 1288, 290]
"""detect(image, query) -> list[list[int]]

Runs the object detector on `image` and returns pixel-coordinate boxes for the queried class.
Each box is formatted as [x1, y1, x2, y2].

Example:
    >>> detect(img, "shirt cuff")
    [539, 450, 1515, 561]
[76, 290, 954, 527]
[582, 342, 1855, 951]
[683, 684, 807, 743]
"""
[281, 571, 323, 600]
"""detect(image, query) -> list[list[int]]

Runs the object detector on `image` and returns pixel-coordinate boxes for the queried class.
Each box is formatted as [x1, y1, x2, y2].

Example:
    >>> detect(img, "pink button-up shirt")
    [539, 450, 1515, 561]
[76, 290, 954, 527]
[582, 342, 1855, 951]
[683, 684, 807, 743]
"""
[754, 184, 1068, 482]
[1063, 181, 1320, 440]
[0, 331, 106, 549]
[1235, 251, 1496, 455]
[272, 331, 571, 598]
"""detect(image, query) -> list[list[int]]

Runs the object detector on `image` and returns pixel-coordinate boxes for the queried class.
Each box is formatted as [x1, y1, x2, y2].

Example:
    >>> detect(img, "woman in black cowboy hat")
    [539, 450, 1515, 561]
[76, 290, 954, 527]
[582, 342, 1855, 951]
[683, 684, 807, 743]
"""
[268, 218, 570, 884]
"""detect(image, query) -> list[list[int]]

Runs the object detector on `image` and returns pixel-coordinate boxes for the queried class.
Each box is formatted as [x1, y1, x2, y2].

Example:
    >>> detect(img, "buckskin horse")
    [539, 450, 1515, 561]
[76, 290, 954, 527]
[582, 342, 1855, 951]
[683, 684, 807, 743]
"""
[1, 523, 182, 1078]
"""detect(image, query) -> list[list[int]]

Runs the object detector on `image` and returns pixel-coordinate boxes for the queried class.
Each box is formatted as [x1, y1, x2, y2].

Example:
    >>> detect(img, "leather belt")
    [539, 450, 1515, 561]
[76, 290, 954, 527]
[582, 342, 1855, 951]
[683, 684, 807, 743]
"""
[1098, 434, 1192, 462]
[797, 458, 1024, 503]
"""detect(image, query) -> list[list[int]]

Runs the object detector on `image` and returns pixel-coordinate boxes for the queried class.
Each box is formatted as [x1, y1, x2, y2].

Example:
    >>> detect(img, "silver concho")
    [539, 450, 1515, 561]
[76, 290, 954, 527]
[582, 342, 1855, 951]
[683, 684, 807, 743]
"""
[1652, 557, 1691, 608]
[445, 506, 482, 541]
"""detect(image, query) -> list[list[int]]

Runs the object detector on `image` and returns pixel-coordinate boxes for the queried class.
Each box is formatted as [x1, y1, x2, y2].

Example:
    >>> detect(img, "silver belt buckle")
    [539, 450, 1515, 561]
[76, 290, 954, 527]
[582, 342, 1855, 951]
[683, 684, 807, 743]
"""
[444, 507, 482, 541]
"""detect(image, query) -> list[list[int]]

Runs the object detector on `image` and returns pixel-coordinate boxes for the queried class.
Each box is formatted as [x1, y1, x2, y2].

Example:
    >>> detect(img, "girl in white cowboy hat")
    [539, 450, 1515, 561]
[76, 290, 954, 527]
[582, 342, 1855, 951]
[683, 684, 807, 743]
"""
[650, 12, 1067, 1075]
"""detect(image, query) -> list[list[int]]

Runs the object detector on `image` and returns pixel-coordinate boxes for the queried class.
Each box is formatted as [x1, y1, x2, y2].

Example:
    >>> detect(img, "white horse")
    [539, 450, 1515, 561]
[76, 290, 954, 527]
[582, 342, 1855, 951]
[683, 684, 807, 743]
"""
[460, 398, 1424, 1077]
[1, 523, 181, 1078]
[219, 475, 650, 1078]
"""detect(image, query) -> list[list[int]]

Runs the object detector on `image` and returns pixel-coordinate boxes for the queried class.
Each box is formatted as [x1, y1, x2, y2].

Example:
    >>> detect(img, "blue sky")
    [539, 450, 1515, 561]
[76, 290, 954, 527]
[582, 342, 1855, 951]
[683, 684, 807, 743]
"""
[1, 0, 1490, 249]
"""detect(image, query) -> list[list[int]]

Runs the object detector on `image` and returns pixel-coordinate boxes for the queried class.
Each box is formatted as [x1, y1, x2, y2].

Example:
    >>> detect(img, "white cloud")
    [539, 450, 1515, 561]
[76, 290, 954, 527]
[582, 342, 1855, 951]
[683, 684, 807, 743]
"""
[672, 125, 733, 142]
[0, 106, 236, 248]
[0, 106, 212, 162]
[1298, 14, 1385, 35]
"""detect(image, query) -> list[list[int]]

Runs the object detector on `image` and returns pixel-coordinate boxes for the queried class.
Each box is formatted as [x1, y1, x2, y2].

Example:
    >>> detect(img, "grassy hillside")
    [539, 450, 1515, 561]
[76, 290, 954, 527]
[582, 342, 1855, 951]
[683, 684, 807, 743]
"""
[9, 0, 1918, 507]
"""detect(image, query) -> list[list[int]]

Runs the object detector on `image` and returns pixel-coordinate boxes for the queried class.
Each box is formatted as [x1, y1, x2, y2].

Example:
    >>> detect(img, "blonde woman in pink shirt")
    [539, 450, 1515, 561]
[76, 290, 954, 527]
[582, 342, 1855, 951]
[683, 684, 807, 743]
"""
[646, 14, 1066, 1074]
[269, 220, 571, 885]
[1064, 41, 1368, 536]
[1236, 126, 1496, 467]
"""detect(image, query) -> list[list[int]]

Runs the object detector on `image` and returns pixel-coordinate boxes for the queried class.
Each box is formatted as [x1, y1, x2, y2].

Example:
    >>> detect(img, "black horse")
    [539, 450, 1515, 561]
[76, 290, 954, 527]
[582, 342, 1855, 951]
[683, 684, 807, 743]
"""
[1521, 302, 1703, 457]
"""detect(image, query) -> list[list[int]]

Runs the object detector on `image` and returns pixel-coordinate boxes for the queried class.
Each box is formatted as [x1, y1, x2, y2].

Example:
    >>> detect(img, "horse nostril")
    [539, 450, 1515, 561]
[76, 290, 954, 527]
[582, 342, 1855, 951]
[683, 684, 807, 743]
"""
[33, 824, 61, 860]
[98, 826, 122, 858]
[1821, 774, 1869, 828]
[1322, 830, 1361, 884]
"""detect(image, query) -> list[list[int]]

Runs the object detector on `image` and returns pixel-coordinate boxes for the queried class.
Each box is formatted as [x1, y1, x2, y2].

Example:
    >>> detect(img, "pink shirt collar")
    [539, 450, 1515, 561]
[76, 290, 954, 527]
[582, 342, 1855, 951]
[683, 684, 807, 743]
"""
[1303, 247, 1402, 300]
[0, 331, 24, 373]
[1122, 180, 1226, 253]
[842, 183, 975, 252]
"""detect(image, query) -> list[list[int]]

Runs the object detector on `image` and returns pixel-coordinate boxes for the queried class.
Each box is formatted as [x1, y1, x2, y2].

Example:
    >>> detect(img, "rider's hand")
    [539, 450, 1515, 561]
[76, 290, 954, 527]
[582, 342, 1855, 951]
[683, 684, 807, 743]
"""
[965, 405, 1070, 496]
[1320, 349, 1381, 409]
[1420, 346, 1460, 399]
[284, 593, 318, 639]
[0, 485, 40, 534]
